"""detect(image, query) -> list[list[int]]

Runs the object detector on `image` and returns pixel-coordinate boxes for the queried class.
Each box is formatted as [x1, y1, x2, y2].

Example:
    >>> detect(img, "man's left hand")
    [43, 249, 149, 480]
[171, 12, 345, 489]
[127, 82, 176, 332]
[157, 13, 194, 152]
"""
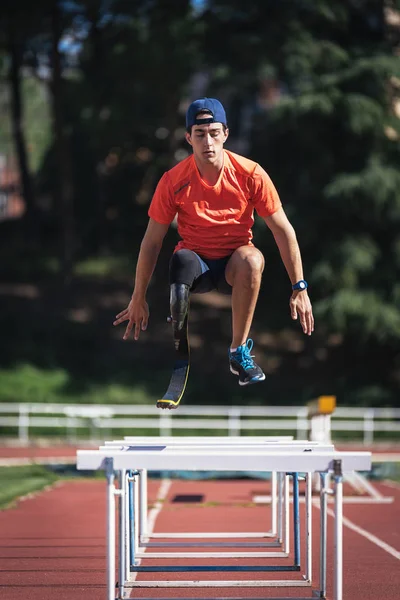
[290, 291, 314, 336]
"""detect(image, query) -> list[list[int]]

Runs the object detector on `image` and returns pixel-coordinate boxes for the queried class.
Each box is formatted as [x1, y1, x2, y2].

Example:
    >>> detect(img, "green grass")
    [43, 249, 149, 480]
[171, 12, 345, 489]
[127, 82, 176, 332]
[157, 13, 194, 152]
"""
[73, 255, 134, 278]
[370, 461, 400, 482]
[0, 364, 153, 405]
[0, 464, 106, 510]
[0, 465, 59, 509]
[0, 365, 69, 403]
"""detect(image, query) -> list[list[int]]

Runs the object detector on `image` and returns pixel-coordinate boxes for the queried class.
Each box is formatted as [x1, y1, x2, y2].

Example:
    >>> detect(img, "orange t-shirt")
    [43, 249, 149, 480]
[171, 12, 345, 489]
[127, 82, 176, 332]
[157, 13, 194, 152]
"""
[148, 149, 282, 259]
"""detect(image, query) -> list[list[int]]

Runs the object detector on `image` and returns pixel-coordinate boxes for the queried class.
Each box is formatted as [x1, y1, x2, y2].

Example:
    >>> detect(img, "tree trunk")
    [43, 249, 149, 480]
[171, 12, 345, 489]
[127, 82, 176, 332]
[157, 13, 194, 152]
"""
[50, 3, 75, 282]
[8, 35, 36, 227]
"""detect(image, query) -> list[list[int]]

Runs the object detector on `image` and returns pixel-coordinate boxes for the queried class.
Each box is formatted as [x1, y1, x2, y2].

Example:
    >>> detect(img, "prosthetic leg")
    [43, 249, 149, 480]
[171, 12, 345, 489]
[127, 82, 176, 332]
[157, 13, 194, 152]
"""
[157, 284, 190, 409]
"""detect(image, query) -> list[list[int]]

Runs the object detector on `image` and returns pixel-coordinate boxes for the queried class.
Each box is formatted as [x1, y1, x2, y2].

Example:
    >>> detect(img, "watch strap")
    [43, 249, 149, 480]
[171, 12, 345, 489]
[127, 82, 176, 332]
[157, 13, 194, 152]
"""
[292, 279, 308, 291]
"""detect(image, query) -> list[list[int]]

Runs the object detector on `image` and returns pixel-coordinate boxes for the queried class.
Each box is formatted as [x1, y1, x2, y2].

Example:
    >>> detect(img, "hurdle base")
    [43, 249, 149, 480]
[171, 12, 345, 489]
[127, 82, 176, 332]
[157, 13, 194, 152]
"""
[125, 578, 310, 588]
[139, 539, 282, 548]
[123, 597, 312, 600]
[134, 550, 289, 558]
[130, 565, 301, 573]
[146, 531, 277, 538]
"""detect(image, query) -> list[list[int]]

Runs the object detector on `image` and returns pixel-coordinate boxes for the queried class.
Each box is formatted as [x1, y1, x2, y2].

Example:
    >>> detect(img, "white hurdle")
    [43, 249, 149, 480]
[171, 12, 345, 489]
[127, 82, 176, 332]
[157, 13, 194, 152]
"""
[77, 443, 371, 600]
[103, 436, 328, 544]
[108, 435, 294, 541]
[100, 439, 334, 561]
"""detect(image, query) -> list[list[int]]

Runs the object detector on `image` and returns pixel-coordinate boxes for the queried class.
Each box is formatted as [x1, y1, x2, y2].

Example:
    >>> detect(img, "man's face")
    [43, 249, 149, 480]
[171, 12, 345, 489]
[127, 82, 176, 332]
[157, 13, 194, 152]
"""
[185, 121, 229, 166]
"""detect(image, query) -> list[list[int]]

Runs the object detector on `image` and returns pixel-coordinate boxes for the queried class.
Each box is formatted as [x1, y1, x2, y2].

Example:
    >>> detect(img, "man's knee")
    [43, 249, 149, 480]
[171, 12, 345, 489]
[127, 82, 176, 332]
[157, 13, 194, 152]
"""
[243, 248, 265, 273]
[226, 247, 265, 285]
[169, 249, 202, 287]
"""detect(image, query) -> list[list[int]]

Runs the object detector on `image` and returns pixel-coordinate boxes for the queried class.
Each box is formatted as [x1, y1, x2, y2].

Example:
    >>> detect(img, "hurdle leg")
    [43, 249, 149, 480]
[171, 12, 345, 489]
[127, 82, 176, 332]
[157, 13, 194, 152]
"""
[138, 469, 148, 541]
[128, 473, 140, 565]
[305, 472, 312, 583]
[128, 473, 136, 570]
[319, 472, 328, 598]
[292, 472, 301, 568]
[118, 469, 126, 599]
[270, 470, 277, 536]
[277, 472, 283, 543]
[124, 472, 131, 584]
[135, 473, 140, 556]
[333, 460, 343, 600]
[105, 458, 116, 600]
[283, 473, 290, 555]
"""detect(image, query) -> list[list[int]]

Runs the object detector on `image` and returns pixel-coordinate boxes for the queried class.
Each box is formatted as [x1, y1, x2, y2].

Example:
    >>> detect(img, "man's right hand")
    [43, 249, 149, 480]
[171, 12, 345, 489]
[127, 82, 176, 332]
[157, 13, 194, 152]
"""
[113, 296, 149, 341]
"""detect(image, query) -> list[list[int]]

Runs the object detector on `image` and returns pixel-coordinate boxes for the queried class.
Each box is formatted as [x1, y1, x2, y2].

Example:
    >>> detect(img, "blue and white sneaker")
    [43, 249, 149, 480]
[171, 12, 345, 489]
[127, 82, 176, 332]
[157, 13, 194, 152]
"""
[229, 339, 265, 386]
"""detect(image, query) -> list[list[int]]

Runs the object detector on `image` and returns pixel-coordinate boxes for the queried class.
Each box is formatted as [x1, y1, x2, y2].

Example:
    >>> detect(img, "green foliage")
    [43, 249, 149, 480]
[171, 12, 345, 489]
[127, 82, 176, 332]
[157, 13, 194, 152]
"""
[22, 77, 51, 173]
[337, 236, 380, 275]
[1, 0, 399, 407]
[0, 465, 58, 510]
[315, 290, 400, 342]
[73, 255, 134, 278]
[342, 94, 384, 135]
[324, 162, 400, 218]
[0, 365, 69, 403]
[0, 364, 159, 405]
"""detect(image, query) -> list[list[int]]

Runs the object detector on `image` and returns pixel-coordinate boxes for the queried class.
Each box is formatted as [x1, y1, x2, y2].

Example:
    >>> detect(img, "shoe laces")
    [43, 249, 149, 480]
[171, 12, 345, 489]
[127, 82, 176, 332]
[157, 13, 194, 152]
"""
[232, 339, 256, 370]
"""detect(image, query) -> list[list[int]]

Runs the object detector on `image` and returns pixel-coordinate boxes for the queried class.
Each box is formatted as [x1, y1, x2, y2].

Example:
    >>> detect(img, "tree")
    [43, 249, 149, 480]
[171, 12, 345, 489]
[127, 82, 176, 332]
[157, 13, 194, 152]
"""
[49, 1, 76, 279]
[0, 5, 36, 226]
[204, 0, 400, 404]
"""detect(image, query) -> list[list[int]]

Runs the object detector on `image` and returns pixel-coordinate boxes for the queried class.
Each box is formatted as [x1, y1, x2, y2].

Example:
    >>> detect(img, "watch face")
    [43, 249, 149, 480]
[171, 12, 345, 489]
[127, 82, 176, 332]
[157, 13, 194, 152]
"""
[299, 281, 306, 289]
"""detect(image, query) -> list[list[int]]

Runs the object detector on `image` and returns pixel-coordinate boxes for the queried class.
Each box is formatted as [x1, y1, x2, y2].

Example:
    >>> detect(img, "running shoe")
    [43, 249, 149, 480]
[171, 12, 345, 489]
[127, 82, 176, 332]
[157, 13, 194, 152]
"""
[229, 339, 265, 386]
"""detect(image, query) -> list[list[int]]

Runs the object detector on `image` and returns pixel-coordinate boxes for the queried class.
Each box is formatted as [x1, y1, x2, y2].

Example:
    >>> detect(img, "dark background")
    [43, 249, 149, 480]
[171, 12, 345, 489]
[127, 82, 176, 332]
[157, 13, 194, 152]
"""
[0, 0, 399, 408]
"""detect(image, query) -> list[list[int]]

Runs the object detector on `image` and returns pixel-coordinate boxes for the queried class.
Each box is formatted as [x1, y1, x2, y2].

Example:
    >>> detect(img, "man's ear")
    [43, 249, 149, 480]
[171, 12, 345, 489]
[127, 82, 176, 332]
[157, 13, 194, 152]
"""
[185, 132, 192, 146]
[224, 127, 229, 142]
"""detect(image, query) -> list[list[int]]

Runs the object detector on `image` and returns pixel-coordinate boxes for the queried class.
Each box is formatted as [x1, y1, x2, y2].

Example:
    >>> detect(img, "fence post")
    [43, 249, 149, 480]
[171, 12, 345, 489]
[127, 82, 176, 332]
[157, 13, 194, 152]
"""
[296, 407, 309, 440]
[159, 412, 172, 437]
[228, 407, 241, 436]
[308, 396, 336, 492]
[363, 409, 375, 446]
[18, 403, 30, 445]
[308, 396, 336, 444]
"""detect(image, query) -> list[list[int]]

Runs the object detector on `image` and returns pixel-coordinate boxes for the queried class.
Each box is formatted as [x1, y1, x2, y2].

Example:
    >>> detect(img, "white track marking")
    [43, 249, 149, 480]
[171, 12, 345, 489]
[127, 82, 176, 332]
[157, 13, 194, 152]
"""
[254, 495, 394, 504]
[147, 478, 171, 533]
[346, 472, 384, 498]
[324, 506, 400, 561]
[382, 480, 400, 491]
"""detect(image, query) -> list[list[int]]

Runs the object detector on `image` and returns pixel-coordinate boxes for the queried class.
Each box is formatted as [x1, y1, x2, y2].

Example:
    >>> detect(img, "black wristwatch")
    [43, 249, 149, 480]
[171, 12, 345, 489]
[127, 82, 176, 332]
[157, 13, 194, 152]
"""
[292, 279, 308, 291]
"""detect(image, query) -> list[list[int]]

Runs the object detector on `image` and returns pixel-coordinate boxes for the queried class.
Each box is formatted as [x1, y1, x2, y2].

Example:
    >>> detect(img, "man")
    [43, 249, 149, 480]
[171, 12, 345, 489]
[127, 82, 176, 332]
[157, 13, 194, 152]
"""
[114, 98, 314, 398]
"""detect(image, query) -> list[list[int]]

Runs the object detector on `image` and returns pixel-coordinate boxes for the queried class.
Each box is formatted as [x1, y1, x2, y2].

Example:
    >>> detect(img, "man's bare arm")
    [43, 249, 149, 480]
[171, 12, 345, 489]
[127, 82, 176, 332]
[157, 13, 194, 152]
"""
[113, 218, 170, 340]
[263, 207, 304, 284]
[133, 218, 170, 298]
[263, 207, 314, 335]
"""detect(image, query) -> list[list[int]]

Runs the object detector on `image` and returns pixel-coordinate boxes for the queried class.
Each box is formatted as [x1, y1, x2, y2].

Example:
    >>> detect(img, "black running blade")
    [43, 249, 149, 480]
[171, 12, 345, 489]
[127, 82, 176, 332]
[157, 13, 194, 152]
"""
[156, 359, 190, 410]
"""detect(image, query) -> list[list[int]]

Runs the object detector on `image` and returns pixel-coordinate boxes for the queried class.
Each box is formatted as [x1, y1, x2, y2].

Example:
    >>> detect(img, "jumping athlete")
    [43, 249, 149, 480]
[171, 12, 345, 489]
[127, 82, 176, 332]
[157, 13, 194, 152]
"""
[114, 98, 314, 408]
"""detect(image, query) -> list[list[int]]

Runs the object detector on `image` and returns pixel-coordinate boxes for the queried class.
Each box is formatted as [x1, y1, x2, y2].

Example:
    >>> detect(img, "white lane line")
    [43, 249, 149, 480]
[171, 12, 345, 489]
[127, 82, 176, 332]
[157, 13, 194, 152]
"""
[324, 505, 400, 561]
[147, 478, 172, 533]
[254, 495, 394, 504]
[382, 480, 400, 491]
[347, 472, 384, 499]
[128, 478, 171, 597]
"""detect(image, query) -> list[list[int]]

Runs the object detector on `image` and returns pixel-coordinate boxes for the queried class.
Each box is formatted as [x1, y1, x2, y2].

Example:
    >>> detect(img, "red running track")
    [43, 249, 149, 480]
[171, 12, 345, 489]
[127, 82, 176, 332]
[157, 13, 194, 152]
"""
[0, 476, 399, 600]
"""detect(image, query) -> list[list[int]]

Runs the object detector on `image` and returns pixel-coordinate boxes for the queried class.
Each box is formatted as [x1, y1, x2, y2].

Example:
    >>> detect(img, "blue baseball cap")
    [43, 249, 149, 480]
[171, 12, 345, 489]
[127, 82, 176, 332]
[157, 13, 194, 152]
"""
[186, 98, 227, 128]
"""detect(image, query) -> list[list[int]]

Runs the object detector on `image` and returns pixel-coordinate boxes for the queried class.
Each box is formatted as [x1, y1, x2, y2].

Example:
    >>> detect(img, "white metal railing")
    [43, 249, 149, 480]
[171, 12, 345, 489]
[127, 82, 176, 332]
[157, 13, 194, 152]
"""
[0, 403, 399, 445]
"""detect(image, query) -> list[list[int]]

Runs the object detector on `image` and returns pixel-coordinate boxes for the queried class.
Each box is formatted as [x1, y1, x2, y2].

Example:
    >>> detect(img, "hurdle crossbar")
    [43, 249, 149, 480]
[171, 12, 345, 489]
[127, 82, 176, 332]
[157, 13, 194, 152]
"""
[76, 446, 370, 600]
